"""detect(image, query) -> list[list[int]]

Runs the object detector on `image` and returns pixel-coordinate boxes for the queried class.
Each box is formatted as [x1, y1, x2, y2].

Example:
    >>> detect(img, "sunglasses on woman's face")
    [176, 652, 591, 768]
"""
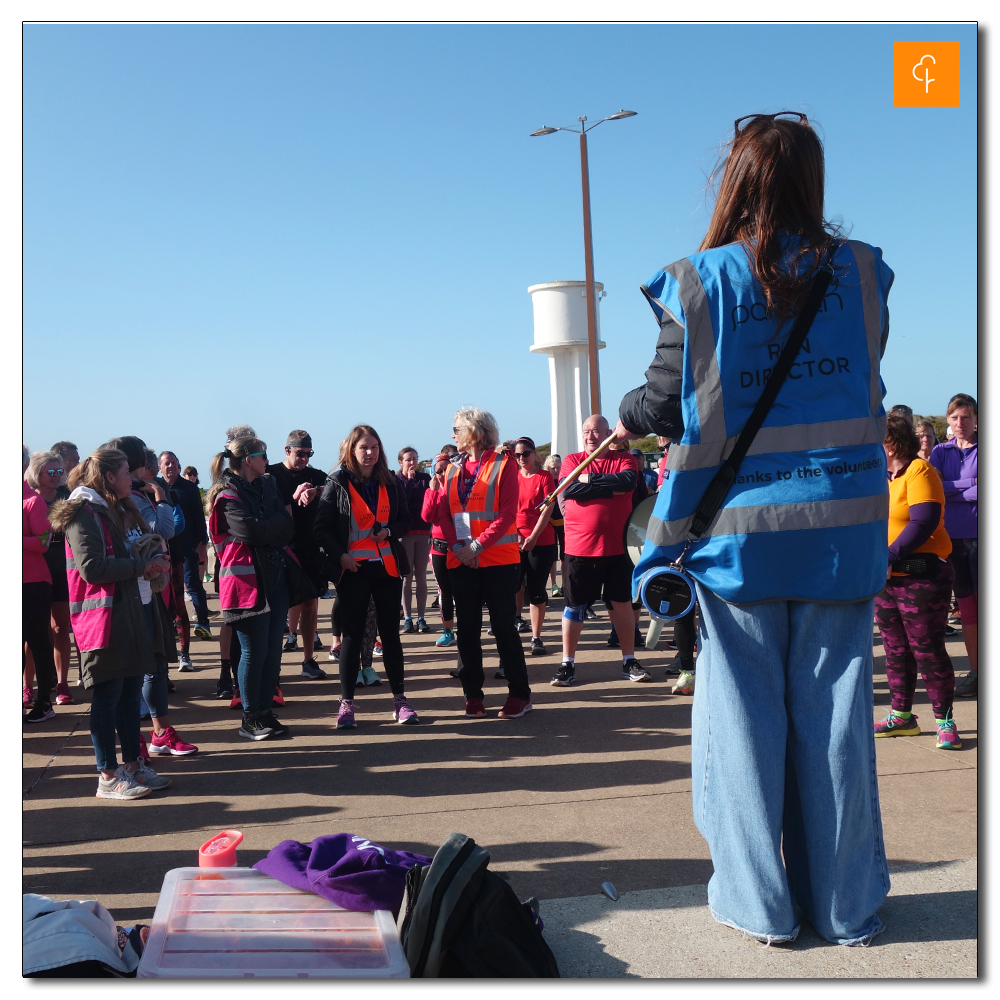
[248, 451, 267, 462]
[514, 451, 533, 459]
[45, 468, 64, 477]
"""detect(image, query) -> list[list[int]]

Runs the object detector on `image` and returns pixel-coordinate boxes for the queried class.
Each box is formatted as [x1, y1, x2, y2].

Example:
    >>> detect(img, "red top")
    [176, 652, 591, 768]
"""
[657, 452, 669, 487]
[23, 491, 53, 584]
[560, 450, 637, 558]
[515, 470, 556, 545]
[421, 449, 518, 551]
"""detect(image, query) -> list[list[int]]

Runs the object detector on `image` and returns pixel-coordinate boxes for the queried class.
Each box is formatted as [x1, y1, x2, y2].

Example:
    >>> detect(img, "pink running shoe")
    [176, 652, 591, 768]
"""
[230, 690, 243, 710]
[55, 682, 75, 706]
[464, 698, 486, 719]
[22, 685, 34, 708]
[138, 735, 152, 764]
[392, 696, 420, 725]
[337, 699, 356, 729]
[150, 726, 198, 756]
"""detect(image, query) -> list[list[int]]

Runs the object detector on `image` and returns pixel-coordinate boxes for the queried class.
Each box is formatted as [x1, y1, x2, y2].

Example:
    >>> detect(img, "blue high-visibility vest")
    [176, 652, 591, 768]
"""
[634, 239, 893, 605]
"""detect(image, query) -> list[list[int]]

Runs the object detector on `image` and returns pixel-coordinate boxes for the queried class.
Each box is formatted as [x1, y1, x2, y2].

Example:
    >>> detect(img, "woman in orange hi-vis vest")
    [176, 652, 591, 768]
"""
[313, 425, 420, 730]
[422, 406, 532, 720]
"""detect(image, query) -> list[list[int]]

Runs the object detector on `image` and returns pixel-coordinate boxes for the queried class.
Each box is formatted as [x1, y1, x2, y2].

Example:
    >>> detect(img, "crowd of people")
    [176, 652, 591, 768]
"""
[22, 111, 977, 952]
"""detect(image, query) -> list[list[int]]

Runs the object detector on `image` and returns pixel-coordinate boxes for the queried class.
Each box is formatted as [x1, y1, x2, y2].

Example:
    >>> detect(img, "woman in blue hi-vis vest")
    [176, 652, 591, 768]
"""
[615, 112, 892, 947]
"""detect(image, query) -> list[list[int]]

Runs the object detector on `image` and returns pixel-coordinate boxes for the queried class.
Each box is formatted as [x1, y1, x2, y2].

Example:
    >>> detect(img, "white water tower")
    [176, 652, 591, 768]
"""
[528, 280, 606, 459]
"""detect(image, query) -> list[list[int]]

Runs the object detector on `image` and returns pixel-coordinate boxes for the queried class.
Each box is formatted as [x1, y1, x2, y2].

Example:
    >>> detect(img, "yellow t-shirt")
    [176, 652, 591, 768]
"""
[887, 458, 951, 573]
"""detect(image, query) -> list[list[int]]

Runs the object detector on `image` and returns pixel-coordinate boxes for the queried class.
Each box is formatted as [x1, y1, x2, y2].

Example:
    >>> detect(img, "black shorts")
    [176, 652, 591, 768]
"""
[518, 544, 558, 605]
[562, 553, 633, 608]
[291, 543, 328, 596]
[44, 546, 69, 603]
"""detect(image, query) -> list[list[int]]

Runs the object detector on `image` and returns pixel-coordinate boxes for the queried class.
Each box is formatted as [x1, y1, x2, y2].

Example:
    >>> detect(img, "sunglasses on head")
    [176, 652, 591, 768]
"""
[734, 111, 807, 134]
[45, 468, 64, 477]
[288, 448, 313, 458]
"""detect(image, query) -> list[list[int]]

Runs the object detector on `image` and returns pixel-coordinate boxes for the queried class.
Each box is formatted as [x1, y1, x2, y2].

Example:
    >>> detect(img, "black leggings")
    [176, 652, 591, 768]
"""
[519, 544, 557, 606]
[431, 551, 455, 622]
[338, 561, 405, 699]
[450, 563, 530, 702]
[24, 582, 57, 705]
[673, 603, 697, 670]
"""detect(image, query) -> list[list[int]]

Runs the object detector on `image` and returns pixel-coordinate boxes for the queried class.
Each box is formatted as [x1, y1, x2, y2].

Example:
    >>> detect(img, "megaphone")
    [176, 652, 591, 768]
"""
[636, 564, 697, 621]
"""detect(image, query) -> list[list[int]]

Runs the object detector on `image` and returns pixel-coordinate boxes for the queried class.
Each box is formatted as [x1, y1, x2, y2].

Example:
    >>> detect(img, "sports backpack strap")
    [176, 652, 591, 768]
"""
[688, 266, 832, 539]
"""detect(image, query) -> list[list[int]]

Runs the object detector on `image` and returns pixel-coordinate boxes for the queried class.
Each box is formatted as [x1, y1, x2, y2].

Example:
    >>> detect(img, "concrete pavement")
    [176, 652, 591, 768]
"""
[22, 581, 978, 976]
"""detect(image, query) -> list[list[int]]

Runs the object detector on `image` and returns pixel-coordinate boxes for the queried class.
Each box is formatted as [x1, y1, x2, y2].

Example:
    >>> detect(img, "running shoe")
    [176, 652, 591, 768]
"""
[329, 641, 342, 661]
[622, 659, 652, 683]
[320, 588, 332, 599]
[132, 762, 172, 789]
[150, 727, 198, 756]
[633, 627, 646, 650]
[672, 670, 695, 695]
[216, 676, 233, 700]
[138, 735, 152, 764]
[300, 659, 328, 680]
[514, 616, 530, 634]
[551, 661, 576, 687]
[435, 628, 456, 647]
[664, 657, 685, 678]
[607, 628, 620, 648]
[944, 624, 959, 637]
[96, 768, 151, 800]
[874, 711, 920, 737]
[955, 670, 978, 698]
[498, 696, 532, 719]
[358, 665, 381, 686]
[55, 682, 75, 706]
[934, 711, 963, 750]
[239, 712, 273, 741]
[313, 633, 324, 652]
[192, 624, 213, 640]
[530, 637, 547, 656]
[283, 633, 298, 653]
[230, 690, 243, 710]
[449, 666, 462, 678]
[584, 606, 598, 621]
[550, 585, 563, 597]
[486, 625, 494, 636]
[417, 617, 434, 633]
[272, 685, 285, 707]
[22, 685, 33, 707]
[431, 596, 440, 609]
[373, 641, 383, 657]
[25, 703, 55, 723]
[494, 662, 506, 680]
[178, 653, 194, 672]
[464, 698, 486, 719]
[259, 711, 289, 738]
[336, 699, 357, 729]
[167, 678, 176, 693]
[393, 696, 420, 725]
[401, 618, 415, 634]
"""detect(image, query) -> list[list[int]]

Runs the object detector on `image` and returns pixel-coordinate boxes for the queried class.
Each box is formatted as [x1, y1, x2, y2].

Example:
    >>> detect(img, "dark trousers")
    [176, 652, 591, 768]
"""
[431, 552, 455, 622]
[233, 566, 290, 714]
[338, 561, 405, 699]
[450, 563, 530, 702]
[141, 601, 170, 719]
[90, 674, 143, 772]
[674, 604, 698, 670]
[183, 550, 211, 626]
[23, 582, 57, 705]
[168, 561, 191, 653]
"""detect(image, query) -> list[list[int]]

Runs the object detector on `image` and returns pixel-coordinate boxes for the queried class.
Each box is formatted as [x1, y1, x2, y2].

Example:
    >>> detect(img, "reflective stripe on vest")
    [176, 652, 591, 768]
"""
[633, 239, 892, 605]
[210, 490, 261, 610]
[445, 450, 520, 569]
[66, 504, 115, 652]
[348, 482, 399, 577]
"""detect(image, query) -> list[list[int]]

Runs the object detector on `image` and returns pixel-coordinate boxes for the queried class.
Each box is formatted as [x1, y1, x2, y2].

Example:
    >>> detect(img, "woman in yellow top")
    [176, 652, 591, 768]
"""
[873, 416, 962, 749]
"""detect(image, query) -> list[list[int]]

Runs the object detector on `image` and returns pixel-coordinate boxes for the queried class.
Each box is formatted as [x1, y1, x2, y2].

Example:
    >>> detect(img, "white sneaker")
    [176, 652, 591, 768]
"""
[130, 762, 172, 790]
[96, 767, 152, 800]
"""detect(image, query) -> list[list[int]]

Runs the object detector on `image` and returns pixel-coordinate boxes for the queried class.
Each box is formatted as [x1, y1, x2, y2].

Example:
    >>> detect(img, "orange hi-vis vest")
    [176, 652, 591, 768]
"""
[445, 450, 520, 570]
[348, 481, 399, 577]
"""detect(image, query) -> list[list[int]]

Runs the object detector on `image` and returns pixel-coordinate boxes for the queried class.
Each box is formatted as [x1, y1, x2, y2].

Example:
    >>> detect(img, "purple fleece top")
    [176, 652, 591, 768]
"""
[254, 833, 431, 916]
[929, 439, 977, 539]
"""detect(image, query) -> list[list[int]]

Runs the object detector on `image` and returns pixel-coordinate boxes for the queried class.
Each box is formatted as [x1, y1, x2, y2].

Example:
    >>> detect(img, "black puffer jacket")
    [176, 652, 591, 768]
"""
[618, 307, 685, 439]
[313, 469, 411, 586]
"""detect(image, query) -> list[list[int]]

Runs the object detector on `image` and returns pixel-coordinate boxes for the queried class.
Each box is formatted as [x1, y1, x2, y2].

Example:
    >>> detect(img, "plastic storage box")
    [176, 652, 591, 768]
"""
[137, 867, 409, 978]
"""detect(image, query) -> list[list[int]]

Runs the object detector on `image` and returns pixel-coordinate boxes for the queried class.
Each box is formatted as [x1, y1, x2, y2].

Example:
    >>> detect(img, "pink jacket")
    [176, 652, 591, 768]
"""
[23, 491, 52, 584]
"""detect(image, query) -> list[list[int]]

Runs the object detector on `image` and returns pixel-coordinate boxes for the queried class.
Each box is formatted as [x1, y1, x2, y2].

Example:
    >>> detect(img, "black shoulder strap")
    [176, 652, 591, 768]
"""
[688, 268, 832, 539]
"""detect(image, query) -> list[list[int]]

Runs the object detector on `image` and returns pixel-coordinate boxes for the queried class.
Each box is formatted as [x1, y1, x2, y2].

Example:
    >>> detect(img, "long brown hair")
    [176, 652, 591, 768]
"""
[339, 424, 394, 486]
[700, 114, 841, 323]
[68, 448, 146, 536]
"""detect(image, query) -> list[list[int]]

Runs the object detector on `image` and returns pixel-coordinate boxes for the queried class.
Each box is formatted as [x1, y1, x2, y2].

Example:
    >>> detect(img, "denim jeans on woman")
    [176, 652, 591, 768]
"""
[692, 584, 889, 946]
[142, 601, 170, 720]
[234, 565, 290, 714]
[90, 675, 143, 773]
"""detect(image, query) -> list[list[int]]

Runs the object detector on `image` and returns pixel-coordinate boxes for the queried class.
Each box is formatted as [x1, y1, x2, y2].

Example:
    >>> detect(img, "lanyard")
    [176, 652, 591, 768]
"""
[456, 459, 482, 507]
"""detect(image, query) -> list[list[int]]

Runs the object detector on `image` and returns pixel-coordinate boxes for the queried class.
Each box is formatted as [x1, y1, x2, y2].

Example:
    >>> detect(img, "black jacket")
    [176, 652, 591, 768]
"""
[158, 474, 209, 560]
[618, 309, 686, 439]
[313, 469, 411, 586]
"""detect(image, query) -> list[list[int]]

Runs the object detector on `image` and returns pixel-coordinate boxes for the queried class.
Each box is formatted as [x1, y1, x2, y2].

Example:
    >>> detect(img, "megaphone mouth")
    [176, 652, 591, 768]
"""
[638, 566, 697, 621]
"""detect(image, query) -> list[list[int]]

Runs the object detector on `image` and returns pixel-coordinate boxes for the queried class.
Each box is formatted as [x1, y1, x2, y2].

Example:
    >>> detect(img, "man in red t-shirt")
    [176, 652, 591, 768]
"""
[551, 415, 651, 687]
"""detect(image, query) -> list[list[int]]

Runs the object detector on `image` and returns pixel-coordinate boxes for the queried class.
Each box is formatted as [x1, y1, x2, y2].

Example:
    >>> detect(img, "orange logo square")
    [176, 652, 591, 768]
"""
[894, 41, 960, 107]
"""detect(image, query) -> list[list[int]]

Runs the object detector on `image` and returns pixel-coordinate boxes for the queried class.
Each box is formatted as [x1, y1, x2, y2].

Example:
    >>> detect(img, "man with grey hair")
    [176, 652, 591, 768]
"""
[226, 424, 256, 445]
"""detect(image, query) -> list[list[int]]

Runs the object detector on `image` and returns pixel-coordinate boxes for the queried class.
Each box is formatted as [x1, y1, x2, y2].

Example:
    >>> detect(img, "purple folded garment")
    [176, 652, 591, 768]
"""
[254, 833, 432, 916]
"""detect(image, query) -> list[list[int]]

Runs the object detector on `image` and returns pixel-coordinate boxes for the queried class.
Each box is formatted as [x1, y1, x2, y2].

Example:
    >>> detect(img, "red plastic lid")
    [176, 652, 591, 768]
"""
[198, 830, 244, 868]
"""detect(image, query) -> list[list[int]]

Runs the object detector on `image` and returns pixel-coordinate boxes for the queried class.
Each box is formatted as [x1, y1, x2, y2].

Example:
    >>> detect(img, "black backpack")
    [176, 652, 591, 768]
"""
[397, 833, 560, 978]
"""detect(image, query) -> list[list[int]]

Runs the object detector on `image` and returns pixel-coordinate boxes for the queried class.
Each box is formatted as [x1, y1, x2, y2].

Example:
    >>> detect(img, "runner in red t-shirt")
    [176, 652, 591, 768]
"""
[551, 415, 651, 687]
[512, 437, 557, 657]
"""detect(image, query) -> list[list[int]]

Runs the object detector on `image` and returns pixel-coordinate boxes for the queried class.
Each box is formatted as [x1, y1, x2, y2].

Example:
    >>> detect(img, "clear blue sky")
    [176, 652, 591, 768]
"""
[23, 23, 977, 477]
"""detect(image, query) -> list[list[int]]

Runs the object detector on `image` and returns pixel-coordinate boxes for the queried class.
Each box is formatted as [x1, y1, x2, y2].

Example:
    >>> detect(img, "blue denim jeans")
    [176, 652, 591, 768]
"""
[183, 550, 211, 626]
[233, 566, 290, 714]
[692, 584, 889, 946]
[141, 601, 170, 720]
[90, 674, 144, 772]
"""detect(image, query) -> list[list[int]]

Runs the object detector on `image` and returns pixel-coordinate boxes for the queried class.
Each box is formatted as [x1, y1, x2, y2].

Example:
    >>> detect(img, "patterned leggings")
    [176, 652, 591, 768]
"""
[874, 560, 955, 717]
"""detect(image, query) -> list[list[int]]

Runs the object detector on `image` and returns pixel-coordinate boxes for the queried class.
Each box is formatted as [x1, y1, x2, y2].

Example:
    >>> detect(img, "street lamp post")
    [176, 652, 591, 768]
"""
[531, 109, 637, 416]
